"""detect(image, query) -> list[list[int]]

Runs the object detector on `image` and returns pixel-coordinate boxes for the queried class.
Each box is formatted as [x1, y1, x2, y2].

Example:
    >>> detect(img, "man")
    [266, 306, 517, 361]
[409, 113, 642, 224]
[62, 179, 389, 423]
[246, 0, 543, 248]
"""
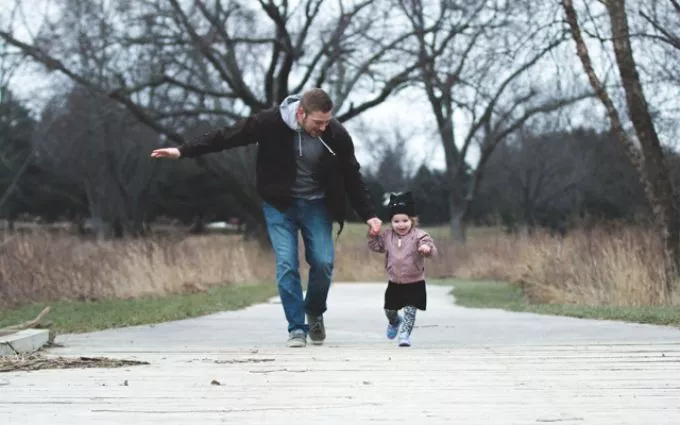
[151, 88, 382, 347]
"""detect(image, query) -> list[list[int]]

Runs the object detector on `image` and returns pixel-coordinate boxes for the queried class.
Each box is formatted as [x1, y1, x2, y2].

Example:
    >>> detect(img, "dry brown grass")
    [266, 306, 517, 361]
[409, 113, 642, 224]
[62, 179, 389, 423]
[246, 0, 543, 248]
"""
[450, 225, 675, 306]
[1, 223, 676, 309]
[0, 231, 275, 308]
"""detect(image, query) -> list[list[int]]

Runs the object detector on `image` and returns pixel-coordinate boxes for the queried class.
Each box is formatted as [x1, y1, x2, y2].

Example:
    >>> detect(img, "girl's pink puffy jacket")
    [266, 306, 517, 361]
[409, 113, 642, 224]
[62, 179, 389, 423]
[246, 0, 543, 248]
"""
[368, 227, 437, 284]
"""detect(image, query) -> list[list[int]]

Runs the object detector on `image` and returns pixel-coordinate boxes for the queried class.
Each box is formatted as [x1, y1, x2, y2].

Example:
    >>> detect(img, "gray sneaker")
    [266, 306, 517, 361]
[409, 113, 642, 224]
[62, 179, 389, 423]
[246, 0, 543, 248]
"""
[286, 329, 307, 348]
[307, 314, 326, 345]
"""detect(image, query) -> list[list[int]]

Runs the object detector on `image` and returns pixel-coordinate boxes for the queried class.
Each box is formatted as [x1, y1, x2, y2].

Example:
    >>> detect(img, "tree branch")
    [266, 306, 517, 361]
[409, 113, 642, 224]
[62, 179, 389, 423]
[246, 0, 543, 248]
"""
[171, 0, 264, 111]
[460, 36, 565, 160]
[0, 306, 50, 336]
[161, 75, 240, 99]
[639, 11, 680, 51]
[258, 0, 296, 102]
[294, 2, 369, 93]
[671, 0, 680, 14]
[335, 68, 414, 122]
[167, 0, 238, 101]
[562, 1, 644, 174]
[492, 92, 593, 144]
[152, 108, 246, 121]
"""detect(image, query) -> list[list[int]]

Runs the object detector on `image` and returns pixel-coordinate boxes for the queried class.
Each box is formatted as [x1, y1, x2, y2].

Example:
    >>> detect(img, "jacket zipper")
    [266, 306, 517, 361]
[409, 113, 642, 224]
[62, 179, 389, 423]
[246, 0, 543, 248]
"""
[396, 232, 402, 283]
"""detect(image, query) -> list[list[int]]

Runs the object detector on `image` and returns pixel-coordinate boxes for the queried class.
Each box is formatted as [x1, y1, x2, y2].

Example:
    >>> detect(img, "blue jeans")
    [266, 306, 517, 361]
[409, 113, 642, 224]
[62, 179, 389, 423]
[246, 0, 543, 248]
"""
[262, 198, 334, 333]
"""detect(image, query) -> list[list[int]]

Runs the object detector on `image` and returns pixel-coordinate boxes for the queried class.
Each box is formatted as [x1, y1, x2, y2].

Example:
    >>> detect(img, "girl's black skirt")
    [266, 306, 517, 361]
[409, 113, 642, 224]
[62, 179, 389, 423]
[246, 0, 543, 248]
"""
[384, 280, 426, 311]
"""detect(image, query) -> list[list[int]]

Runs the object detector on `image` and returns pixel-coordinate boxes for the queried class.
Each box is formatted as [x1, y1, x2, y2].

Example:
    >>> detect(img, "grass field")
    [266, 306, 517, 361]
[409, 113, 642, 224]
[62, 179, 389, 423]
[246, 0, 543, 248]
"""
[448, 279, 680, 327]
[0, 282, 277, 334]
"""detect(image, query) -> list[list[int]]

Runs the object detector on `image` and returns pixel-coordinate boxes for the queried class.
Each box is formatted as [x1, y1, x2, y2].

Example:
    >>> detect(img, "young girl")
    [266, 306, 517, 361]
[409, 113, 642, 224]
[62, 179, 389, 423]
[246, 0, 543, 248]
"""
[367, 191, 437, 347]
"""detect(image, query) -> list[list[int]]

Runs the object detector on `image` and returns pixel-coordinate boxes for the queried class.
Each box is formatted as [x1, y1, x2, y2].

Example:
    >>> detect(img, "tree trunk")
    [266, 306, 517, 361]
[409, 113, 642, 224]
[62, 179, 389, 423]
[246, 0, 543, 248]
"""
[447, 165, 469, 243]
[112, 218, 124, 239]
[243, 219, 272, 250]
[523, 204, 536, 234]
[127, 216, 148, 238]
[73, 213, 87, 236]
[563, 0, 679, 300]
[189, 214, 206, 235]
[606, 0, 679, 299]
[90, 215, 110, 241]
[449, 199, 467, 242]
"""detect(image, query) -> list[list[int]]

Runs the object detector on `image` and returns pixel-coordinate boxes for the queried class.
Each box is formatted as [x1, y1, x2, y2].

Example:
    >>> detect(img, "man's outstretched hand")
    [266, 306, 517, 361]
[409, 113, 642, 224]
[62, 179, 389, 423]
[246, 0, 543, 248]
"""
[366, 217, 382, 236]
[150, 147, 181, 159]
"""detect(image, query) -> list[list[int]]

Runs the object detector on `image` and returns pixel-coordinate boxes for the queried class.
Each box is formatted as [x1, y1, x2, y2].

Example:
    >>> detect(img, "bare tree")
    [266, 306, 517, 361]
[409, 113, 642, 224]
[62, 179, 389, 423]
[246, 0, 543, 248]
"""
[634, 0, 680, 147]
[395, 0, 591, 242]
[365, 129, 418, 192]
[0, 0, 425, 239]
[33, 89, 161, 239]
[639, 1, 680, 71]
[495, 126, 594, 233]
[0, 33, 37, 220]
[562, 0, 679, 300]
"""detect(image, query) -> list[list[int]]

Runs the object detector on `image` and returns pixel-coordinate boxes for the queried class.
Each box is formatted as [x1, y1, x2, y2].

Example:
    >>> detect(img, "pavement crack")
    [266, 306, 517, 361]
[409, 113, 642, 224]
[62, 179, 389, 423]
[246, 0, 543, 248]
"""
[92, 402, 381, 414]
[249, 368, 310, 374]
[215, 358, 275, 364]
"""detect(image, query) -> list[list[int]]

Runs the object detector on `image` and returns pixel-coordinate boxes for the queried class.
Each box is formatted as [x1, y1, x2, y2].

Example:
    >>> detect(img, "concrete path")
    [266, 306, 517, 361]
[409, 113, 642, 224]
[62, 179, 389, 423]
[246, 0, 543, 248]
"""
[2, 282, 680, 424]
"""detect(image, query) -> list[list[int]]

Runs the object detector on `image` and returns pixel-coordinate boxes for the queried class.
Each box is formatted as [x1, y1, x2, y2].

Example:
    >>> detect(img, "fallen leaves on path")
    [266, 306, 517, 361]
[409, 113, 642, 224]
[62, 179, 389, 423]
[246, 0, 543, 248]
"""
[0, 354, 149, 372]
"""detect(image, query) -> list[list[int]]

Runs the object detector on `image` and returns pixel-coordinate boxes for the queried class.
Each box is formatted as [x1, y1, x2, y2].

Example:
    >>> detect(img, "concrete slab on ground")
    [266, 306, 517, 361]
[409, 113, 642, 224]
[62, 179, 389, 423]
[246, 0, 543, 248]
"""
[0, 329, 50, 356]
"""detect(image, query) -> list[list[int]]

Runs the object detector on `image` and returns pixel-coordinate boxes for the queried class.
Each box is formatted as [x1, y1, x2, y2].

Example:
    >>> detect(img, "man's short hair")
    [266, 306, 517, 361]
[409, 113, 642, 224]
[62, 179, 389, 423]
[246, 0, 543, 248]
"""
[300, 88, 333, 114]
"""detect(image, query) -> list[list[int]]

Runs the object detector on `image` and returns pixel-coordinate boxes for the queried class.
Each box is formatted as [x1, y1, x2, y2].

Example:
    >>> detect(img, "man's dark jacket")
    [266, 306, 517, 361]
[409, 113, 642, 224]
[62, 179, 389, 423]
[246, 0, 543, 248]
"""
[177, 107, 377, 233]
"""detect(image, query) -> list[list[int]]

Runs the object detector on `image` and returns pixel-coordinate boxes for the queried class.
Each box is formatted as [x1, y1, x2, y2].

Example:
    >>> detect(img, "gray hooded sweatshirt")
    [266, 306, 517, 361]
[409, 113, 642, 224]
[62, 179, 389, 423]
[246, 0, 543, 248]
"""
[279, 95, 336, 200]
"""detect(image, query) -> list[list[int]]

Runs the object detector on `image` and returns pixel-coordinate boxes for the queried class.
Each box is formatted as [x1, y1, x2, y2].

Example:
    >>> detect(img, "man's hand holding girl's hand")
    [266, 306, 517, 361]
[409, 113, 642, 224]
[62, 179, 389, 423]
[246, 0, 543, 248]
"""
[366, 217, 382, 236]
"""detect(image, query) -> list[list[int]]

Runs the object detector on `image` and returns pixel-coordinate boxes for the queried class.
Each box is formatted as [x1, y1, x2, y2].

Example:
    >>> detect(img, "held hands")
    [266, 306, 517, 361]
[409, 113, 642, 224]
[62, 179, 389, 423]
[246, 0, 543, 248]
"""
[366, 217, 382, 237]
[418, 244, 432, 256]
[150, 147, 181, 159]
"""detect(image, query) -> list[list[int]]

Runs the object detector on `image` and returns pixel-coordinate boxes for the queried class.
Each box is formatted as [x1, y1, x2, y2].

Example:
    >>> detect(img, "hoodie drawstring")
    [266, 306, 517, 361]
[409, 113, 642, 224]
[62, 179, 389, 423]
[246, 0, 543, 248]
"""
[298, 131, 302, 157]
[318, 137, 336, 156]
[297, 133, 336, 157]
